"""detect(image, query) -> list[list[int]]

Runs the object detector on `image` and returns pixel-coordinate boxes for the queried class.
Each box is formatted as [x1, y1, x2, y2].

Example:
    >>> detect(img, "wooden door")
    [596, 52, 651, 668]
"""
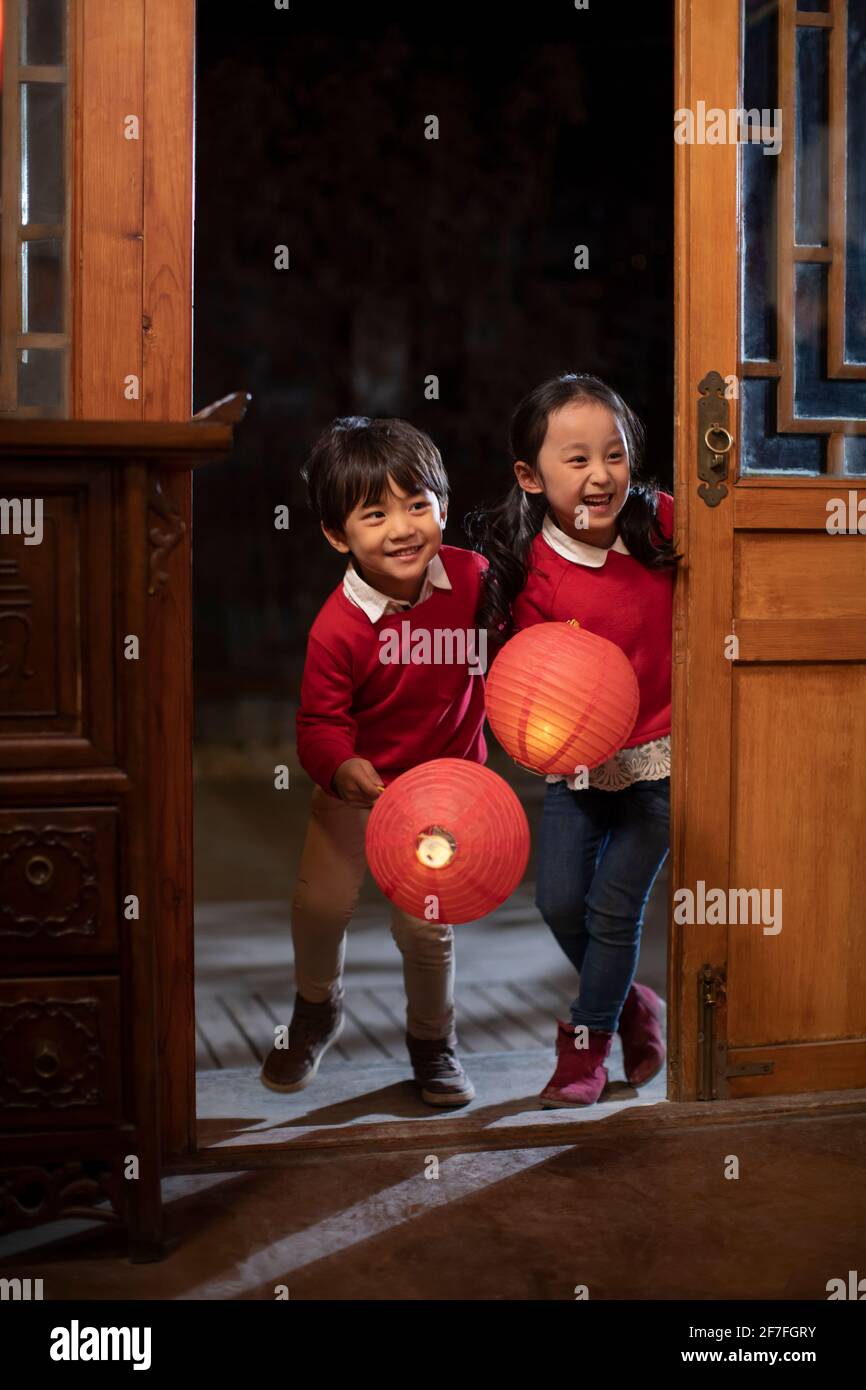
[671, 0, 866, 1102]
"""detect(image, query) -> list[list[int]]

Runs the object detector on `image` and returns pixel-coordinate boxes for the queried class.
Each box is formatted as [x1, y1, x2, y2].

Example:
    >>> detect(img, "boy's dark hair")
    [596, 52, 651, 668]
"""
[301, 416, 449, 534]
[465, 372, 681, 646]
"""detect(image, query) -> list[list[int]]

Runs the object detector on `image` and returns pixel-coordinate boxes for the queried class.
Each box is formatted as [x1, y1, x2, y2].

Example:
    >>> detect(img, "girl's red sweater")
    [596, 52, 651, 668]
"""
[511, 492, 675, 748]
[296, 544, 488, 796]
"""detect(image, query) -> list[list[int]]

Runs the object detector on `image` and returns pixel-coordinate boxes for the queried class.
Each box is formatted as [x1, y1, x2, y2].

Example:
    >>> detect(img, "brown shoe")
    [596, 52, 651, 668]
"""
[260, 989, 344, 1093]
[406, 1031, 475, 1107]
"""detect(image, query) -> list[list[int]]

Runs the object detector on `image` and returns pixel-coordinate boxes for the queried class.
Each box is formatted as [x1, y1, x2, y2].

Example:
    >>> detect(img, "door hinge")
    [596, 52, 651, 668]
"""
[697, 964, 774, 1100]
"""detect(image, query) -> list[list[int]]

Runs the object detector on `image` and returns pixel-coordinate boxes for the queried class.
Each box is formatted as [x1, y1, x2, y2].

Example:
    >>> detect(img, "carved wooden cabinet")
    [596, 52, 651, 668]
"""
[0, 416, 237, 1260]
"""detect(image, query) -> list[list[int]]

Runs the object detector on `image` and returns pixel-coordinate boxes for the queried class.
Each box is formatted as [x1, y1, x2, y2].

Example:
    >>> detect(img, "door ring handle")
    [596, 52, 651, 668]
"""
[704, 425, 734, 456]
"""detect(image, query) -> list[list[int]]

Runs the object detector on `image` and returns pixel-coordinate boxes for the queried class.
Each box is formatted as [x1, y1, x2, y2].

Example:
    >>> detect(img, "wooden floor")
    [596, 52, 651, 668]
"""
[194, 755, 669, 1074]
[195, 878, 668, 1071]
[195, 975, 573, 1069]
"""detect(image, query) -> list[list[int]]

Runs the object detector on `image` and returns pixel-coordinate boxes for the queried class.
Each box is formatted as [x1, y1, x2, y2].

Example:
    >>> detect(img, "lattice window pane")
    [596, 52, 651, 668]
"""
[794, 25, 829, 246]
[21, 0, 66, 67]
[17, 345, 63, 406]
[741, 143, 779, 362]
[1, 0, 70, 415]
[741, 378, 826, 474]
[740, 0, 866, 476]
[22, 235, 62, 332]
[844, 0, 866, 365]
[20, 81, 64, 224]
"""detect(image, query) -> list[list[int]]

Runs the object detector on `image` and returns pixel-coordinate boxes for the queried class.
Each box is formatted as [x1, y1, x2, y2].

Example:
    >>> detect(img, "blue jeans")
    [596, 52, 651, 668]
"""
[535, 776, 670, 1032]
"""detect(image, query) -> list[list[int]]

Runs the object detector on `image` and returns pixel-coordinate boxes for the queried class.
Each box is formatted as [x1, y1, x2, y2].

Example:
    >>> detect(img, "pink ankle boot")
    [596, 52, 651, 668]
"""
[618, 983, 665, 1086]
[539, 1020, 614, 1108]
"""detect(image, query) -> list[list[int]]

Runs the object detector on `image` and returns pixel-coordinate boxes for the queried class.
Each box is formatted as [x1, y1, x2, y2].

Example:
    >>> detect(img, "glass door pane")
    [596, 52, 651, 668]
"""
[0, 0, 70, 416]
[739, 0, 866, 476]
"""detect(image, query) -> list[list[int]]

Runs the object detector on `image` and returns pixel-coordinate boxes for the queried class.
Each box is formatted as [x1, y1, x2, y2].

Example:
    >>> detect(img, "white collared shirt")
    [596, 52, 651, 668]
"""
[538, 511, 671, 792]
[541, 510, 631, 566]
[342, 551, 451, 623]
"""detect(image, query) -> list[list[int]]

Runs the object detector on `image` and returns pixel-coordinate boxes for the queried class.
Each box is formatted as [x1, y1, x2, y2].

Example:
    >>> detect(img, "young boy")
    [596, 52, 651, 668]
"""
[260, 416, 488, 1105]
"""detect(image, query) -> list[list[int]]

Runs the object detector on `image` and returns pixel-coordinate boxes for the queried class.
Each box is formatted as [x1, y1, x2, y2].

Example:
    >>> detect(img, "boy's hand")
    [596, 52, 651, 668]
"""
[332, 758, 385, 807]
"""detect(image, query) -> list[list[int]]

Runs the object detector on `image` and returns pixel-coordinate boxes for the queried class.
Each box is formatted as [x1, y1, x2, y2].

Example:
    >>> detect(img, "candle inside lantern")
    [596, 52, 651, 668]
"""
[366, 759, 529, 924]
[415, 825, 457, 868]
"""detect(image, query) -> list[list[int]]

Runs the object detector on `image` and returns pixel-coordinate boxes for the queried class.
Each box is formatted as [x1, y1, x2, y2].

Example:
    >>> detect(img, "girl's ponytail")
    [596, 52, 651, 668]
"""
[466, 483, 547, 647]
[617, 483, 680, 571]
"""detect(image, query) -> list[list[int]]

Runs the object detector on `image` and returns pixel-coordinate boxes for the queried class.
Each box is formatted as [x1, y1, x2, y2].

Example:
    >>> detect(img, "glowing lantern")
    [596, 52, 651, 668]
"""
[365, 758, 529, 924]
[485, 620, 639, 775]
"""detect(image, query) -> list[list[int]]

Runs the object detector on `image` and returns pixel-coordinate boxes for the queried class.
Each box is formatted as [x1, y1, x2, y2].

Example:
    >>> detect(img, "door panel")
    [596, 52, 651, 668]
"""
[0, 465, 116, 767]
[673, 0, 866, 1100]
[731, 665, 866, 1041]
[735, 534, 866, 615]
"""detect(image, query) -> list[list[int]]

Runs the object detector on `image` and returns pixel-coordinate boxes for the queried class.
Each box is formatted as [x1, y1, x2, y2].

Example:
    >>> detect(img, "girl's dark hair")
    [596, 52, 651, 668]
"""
[465, 373, 681, 644]
[301, 416, 449, 534]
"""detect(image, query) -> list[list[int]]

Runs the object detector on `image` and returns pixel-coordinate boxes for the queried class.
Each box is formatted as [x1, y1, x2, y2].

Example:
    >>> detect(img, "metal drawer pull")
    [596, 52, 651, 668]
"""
[34, 1042, 60, 1077]
[25, 854, 54, 889]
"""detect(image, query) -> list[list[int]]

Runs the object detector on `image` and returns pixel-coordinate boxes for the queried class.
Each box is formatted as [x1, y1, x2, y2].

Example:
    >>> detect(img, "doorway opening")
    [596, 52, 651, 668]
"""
[190, 4, 675, 1158]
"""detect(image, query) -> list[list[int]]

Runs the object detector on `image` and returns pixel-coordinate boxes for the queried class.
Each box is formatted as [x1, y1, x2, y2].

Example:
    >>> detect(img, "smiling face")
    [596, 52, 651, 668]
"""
[514, 400, 631, 547]
[322, 476, 447, 602]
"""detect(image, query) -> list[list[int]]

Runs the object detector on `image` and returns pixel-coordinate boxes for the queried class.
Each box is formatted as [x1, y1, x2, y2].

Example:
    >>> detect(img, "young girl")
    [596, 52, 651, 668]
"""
[469, 373, 680, 1108]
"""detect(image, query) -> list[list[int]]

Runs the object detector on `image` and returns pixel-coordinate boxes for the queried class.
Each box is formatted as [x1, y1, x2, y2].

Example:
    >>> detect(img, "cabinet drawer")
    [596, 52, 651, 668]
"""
[0, 808, 120, 963]
[0, 977, 123, 1129]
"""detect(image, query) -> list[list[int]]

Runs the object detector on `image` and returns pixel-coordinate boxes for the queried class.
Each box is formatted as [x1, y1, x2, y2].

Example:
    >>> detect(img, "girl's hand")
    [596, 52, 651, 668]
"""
[332, 757, 385, 806]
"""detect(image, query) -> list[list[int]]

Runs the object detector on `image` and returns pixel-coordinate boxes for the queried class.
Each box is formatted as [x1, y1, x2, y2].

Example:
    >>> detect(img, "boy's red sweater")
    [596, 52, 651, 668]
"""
[296, 544, 488, 796]
[511, 492, 675, 748]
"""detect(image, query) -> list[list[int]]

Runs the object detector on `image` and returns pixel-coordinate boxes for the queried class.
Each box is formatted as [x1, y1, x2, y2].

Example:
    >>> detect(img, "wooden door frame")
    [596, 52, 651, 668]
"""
[68, 0, 866, 1167]
[71, 0, 197, 1157]
[669, 0, 741, 1104]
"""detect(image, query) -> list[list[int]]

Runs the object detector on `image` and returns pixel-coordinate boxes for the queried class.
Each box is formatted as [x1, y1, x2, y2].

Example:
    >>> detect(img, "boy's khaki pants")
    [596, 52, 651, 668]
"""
[291, 785, 456, 1041]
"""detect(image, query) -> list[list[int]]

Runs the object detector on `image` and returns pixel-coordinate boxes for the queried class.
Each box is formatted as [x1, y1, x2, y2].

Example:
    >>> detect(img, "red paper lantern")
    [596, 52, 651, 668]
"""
[485, 620, 639, 775]
[365, 758, 529, 924]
